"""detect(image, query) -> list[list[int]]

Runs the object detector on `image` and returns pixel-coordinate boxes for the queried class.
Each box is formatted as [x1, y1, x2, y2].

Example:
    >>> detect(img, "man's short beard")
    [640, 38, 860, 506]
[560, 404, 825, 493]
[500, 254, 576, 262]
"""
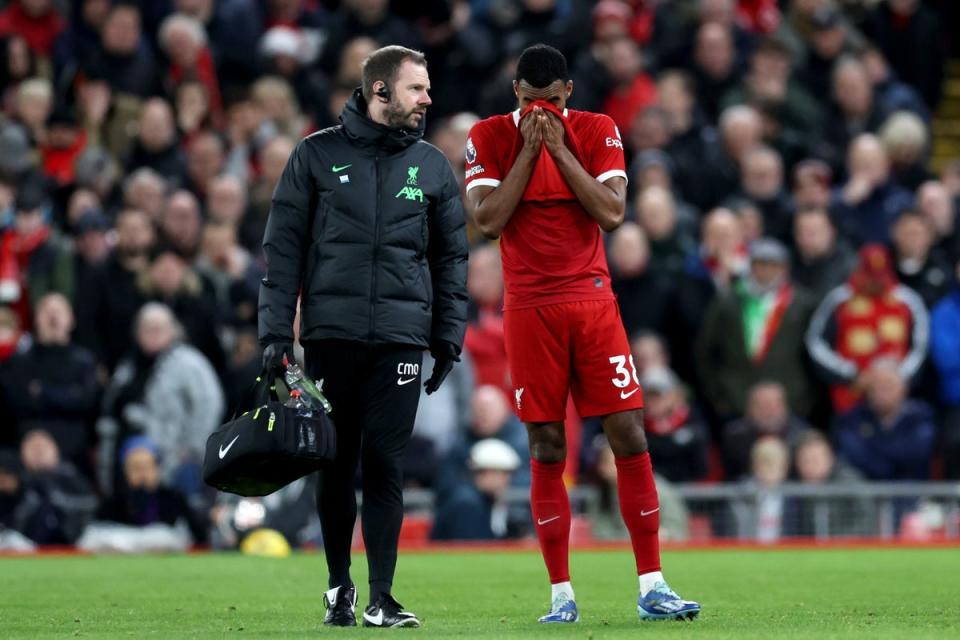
[383, 100, 419, 129]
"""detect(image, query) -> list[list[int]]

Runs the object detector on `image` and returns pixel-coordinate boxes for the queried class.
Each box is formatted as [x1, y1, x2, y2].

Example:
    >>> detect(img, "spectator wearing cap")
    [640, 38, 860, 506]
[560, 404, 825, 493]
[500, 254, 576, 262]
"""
[39, 106, 87, 186]
[890, 210, 952, 309]
[930, 258, 960, 479]
[97, 302, 223, 496]
[798, 6, 858, 102]
[73, 208, 154, 370]
[829, 134, 913, 247]
[834, 359, 936, 481]
[258, 25, 328, 127]
[806, 244, 928, 413]
[93, 435, 206, 543]
[865, 0, 944, 110]
[0, 181, 74, 330]
[0, 0, 64, 59]
[431, 438, 530, 541]
[879, 111, 932, 192]
[697, 237, 816, 421]
[791, 207, 857, 300]
[0, 292, 98, 472]
[72, 208, 111, 306]
[721, 381, 809, 480]
[639, 366, 709, 483]
[609, 222, 671, 338]
[435, 385, 529, 498]
[633, 185, 698, 280]
[916, 181, 960, 264]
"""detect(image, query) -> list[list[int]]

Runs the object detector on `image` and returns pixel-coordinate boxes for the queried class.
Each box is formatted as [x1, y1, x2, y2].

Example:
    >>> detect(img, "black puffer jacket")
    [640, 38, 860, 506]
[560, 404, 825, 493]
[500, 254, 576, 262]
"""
[258, 90, 468, 351]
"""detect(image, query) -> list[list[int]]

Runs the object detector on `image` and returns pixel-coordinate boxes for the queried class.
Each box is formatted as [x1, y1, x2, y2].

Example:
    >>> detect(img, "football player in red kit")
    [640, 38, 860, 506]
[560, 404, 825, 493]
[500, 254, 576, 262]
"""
[465, 44, 700, 623]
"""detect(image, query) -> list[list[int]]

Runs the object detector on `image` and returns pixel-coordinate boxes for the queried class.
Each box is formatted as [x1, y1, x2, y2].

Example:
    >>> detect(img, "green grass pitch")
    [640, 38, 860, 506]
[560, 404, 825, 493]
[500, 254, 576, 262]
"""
[1, 548, 958, 639]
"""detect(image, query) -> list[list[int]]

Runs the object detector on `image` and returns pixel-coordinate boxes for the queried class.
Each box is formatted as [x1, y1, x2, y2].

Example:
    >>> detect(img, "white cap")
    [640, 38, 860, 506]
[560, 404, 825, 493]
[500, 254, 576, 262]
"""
[468, 438, 521, 472]
[261, 26, 303, 61]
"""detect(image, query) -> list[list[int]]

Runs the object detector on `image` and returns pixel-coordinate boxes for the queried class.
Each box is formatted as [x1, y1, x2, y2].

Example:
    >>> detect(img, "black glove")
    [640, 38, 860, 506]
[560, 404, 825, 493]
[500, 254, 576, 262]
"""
[424, 340, 460, 395]
[262, 341, 293, 374]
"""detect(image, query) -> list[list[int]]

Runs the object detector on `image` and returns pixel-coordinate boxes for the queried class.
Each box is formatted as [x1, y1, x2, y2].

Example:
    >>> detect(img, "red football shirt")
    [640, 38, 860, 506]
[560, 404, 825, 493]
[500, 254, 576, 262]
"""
[465, 108, 627, 310]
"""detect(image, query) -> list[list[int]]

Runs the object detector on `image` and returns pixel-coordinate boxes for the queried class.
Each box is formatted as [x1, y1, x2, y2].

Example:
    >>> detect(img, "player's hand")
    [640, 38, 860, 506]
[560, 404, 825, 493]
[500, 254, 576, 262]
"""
[424, 340, 461, 395]
[262, 341, 293, 374]
[539, 110, 565, 155]
[520, 107, 543, 154]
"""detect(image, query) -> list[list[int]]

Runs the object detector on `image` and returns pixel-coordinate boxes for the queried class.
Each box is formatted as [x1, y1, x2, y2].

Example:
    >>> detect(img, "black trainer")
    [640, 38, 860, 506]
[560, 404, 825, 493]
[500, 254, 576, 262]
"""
[362, 594, 421, 628]
[323, 585, 357, 626]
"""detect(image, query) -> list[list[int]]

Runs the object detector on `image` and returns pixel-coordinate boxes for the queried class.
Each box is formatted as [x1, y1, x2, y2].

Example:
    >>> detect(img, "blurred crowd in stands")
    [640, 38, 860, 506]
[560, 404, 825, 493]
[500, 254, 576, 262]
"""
[0, 0, 959, 551]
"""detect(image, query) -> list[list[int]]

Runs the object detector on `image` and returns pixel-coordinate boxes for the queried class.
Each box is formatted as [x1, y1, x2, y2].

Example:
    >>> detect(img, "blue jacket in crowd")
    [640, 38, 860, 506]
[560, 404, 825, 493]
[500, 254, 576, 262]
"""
[931, 287, 960, 406]
[834, 400, 937, 480]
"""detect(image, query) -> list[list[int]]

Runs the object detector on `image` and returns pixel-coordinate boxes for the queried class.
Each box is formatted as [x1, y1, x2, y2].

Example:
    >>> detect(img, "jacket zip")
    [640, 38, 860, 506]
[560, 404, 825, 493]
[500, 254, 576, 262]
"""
[369, 155, 381, 340]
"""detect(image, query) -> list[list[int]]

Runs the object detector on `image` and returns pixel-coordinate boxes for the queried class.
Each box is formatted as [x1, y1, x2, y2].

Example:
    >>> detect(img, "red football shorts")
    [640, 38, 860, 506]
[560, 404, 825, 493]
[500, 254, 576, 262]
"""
[504, 299, 644, 422]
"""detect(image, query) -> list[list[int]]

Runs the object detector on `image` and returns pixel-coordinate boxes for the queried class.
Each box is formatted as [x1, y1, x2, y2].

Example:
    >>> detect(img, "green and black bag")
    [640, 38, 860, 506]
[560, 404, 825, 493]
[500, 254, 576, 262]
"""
[202, 369, 336, 497]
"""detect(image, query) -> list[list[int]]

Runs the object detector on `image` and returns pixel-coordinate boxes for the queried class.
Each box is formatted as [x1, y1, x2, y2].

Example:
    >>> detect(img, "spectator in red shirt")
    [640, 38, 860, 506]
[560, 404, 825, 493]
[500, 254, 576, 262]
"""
[0, 0, 64, 59]
[601, 35, 657, 140]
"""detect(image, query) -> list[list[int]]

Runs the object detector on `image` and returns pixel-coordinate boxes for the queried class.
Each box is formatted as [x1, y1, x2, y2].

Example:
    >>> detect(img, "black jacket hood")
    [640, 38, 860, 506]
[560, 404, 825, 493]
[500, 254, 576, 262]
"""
[340, 88, 424, 152]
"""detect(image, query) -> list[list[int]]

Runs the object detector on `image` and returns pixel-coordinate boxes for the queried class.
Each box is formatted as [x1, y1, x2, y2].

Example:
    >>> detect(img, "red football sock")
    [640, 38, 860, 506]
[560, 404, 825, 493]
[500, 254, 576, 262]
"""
[530, 458, 571, 584]
[615, 452, 662, 576]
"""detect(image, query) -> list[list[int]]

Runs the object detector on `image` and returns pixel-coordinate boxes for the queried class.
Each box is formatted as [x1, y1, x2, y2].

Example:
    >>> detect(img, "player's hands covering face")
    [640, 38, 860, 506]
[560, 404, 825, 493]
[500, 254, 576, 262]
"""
[539, 110, 565, 155]
[520, 106, 543, 153]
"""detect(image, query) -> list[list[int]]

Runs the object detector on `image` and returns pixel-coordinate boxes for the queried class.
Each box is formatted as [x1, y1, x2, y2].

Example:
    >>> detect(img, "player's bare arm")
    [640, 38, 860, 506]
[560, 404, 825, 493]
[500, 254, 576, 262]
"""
[540, 111, 627, 232]
[468, 109, 542, 239]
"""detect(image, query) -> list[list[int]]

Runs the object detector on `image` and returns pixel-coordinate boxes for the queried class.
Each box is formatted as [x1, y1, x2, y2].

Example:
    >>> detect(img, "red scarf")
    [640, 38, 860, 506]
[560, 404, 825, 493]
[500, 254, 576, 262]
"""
[645, 403, 690, 436]
[752, 282, 794, 364]
[0, 226, 50, 329]
[41, 130, 88, 185]
[169, 47, 223, 124]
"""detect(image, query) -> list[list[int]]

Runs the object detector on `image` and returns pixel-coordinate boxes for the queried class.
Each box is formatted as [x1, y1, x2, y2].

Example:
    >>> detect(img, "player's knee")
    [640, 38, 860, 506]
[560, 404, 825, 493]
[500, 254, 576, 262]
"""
[529, 440, 566, 464]
[603, 410, 648, 457]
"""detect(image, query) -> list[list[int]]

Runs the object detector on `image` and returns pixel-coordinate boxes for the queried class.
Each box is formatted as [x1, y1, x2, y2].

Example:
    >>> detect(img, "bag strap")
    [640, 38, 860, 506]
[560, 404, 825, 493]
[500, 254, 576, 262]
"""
[232, 368, 281, 418]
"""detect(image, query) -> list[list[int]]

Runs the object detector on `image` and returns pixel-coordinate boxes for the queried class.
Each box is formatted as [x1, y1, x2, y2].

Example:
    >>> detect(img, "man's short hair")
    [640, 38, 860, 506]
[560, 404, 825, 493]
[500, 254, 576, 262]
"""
[360, 45, 427, 103]
[515, 44, 568, 88]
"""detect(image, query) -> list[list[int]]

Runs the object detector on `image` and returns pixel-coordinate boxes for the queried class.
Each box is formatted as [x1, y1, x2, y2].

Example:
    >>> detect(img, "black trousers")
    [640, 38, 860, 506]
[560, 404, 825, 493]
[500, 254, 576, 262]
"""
[304, 340, 423, 599]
